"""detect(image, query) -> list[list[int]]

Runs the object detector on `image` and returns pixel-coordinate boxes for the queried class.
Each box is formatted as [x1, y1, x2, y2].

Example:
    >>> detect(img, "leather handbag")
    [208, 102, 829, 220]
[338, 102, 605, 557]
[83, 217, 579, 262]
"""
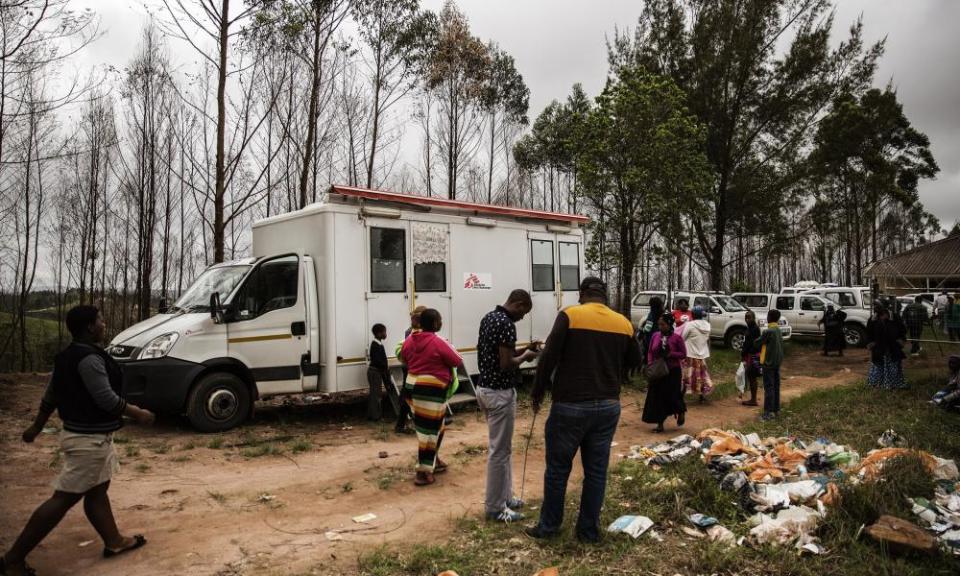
[644, 357, 669, 381]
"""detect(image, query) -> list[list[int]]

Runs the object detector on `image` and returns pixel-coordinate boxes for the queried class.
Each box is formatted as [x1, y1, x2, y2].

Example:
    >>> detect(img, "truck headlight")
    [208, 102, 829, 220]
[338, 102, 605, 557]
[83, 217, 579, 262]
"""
[138, 333, 179, 360]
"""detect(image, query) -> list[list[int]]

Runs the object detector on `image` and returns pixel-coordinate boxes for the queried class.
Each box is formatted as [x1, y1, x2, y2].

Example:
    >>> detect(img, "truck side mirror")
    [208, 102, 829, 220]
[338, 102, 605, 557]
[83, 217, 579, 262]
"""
[210, 292, 224, 324]
[710, 306, 722, 315]
[158, 298, 169, 314]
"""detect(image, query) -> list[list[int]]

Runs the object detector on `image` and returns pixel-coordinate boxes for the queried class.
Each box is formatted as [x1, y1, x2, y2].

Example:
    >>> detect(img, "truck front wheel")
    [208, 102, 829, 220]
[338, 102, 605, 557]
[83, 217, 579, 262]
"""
[187, 372, 251, 432]
[844, 323, 867, 348]
[725, 327, 746, 352]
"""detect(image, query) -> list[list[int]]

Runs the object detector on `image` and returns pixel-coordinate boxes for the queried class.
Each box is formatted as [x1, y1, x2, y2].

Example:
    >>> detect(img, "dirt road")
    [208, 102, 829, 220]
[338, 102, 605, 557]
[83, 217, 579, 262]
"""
[0, 348, 876, 575]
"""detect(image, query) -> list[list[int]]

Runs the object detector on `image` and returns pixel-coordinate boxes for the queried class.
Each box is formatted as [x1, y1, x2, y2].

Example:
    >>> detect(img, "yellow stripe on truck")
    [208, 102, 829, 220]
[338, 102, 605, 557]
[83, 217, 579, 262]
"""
[227, 334, 293, 344]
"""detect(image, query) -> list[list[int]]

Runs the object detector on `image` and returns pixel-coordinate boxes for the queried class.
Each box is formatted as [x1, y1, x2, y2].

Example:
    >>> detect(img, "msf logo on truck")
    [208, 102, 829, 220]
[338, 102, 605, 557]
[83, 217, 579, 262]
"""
[463, 273, 492, 290]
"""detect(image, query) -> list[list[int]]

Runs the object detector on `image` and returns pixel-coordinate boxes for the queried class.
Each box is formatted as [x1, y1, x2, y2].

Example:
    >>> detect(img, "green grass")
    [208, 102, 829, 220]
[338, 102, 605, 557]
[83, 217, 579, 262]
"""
[0, 311, 65, 371]
[206, 437, 225, 449]
[241, 443, 284, 458]
[124, 445, 141, 457]
[353, 370, 960, 576]
[207, 491, 227, 504]
[289, 438, 312, 454]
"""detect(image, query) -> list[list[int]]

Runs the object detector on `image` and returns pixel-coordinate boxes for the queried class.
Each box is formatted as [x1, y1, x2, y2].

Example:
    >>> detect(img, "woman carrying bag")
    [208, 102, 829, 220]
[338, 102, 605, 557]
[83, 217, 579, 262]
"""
[642, 313, 688, 432]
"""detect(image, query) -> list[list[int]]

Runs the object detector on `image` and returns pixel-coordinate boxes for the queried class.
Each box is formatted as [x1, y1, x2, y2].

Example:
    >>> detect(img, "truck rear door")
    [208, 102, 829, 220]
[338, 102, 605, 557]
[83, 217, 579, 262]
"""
[528, 232, 584, 342]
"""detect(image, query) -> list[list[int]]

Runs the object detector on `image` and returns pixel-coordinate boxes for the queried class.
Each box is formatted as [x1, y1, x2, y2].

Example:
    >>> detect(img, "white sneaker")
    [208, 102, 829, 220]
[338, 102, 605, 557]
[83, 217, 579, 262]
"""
[487, 507, 525, 523]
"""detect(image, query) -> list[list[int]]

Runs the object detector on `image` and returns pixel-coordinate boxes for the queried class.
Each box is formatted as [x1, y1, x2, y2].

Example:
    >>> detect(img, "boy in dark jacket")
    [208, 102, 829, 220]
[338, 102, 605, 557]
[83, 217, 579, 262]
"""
[755, 309, 785, 421]
[2, 306, 155, 576]
[367, 323, 391, 421]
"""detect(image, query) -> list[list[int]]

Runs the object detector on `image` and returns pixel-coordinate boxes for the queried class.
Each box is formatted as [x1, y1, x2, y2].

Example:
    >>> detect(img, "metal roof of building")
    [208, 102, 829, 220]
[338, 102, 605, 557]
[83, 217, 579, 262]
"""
[329, 185, 590, 224]
[865, 233, 960, 278]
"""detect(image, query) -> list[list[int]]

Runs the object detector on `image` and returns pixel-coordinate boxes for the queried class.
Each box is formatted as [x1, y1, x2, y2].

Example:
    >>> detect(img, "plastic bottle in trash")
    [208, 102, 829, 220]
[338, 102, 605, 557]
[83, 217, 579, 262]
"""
[797, 464, 808, 479]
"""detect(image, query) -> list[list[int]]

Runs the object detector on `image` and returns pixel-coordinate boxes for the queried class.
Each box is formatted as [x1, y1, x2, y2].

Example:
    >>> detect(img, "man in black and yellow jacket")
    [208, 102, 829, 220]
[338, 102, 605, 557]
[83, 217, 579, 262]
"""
[527, 277, 641, 543]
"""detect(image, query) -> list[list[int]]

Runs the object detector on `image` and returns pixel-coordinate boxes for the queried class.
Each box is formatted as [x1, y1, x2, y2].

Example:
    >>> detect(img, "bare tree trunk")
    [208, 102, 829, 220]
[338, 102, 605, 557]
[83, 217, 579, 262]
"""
[213, 0, 230, 262]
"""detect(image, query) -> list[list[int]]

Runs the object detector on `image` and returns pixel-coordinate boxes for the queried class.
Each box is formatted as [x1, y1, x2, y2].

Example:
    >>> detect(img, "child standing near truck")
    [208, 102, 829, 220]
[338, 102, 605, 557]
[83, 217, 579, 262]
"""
[367, 324, 391, 421]
[755, 309, 785, 421]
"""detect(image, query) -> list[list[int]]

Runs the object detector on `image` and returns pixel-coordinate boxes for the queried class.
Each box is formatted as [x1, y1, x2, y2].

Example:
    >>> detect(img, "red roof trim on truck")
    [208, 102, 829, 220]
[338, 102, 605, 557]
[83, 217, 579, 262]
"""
[330, 184, 590, 224]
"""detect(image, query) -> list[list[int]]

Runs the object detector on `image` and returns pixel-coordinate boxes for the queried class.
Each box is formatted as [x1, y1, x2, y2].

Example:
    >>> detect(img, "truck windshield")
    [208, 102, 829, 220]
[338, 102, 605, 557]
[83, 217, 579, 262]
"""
[172, 266, 250, 312]
[714, 296, 746, 312]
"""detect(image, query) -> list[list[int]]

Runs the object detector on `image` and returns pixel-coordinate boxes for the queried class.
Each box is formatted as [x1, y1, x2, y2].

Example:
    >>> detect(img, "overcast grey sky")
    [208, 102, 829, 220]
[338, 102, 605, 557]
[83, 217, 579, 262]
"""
[72, 0, 960, 227]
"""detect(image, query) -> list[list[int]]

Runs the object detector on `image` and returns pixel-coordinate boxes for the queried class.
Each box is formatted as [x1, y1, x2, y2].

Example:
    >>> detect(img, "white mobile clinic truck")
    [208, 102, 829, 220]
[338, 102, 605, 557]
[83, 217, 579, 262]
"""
[107, 186, 587, 431]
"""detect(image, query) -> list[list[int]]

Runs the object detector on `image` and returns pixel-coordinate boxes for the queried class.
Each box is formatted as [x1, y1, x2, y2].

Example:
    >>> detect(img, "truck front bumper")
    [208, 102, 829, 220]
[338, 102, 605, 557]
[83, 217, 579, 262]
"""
[119, 357, 204, 413]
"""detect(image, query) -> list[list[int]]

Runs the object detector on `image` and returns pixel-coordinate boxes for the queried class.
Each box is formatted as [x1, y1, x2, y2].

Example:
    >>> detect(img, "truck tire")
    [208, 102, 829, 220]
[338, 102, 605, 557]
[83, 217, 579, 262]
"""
[844, 323, 867, 348]
[725, 327, 747, 352]
[186, 372, 251, 432]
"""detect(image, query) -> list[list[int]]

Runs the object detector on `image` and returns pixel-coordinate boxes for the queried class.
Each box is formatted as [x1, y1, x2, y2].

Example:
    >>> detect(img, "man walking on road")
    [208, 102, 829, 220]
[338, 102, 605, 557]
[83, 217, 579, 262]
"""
[527, 278, 641, 543]
[476, 290, 539, 523]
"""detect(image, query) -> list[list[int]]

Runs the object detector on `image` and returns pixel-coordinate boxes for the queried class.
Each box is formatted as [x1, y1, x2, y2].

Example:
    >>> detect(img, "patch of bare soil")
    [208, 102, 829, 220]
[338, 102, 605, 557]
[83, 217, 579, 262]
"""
[0, 348, 942, 575]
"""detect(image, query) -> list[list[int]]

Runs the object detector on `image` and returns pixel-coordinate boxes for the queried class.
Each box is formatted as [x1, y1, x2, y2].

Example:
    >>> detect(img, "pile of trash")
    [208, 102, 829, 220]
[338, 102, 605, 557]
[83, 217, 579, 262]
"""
[617, 428, 960, 555]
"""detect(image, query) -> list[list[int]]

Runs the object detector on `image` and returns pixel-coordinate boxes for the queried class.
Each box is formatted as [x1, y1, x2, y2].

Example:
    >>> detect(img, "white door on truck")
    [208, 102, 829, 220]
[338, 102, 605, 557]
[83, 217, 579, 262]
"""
[528, 233, 584, 343]
[409, 222, 453, 343]
[774, 294, 800, 330]
[226, 254, 310, 396]
[798, 295, 827, 334]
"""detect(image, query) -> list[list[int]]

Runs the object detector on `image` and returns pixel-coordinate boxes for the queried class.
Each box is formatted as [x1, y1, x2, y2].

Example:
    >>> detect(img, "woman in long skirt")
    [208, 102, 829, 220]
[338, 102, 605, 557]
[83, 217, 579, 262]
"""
[681, 306, 713, 402]
[866, 305, 907, 390]
[642, 314, 687, 432]
[400, 309, 463, 486]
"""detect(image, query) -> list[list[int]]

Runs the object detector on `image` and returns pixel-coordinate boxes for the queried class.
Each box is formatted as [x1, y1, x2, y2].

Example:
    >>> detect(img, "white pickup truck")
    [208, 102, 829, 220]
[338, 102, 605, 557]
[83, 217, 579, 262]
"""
[733, 287, 872, 347]
[631, 290, 792, 351]
[732, 292, 834, 337]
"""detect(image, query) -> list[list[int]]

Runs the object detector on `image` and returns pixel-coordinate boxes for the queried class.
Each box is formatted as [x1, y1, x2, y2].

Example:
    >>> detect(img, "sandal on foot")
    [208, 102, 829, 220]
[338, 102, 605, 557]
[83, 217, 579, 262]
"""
[103, 534, 146, 558]
[414, 472, 435, 486]
[434, 459, 448, 474]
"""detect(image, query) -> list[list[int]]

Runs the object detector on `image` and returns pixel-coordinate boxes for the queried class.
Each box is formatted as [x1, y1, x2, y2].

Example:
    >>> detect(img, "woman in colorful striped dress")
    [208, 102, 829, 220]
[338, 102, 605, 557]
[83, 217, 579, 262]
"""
[400, 309, 464, 486]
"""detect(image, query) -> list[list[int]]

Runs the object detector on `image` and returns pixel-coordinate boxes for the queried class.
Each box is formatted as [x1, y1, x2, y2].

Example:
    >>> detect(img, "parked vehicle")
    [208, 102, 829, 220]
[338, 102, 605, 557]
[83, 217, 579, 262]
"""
[732, 292, 833, 336]
[897, 296, 934, 317]
[801, 287, 873, 347]
[107, 185, 587, 431]
[631, 290, 791, 351]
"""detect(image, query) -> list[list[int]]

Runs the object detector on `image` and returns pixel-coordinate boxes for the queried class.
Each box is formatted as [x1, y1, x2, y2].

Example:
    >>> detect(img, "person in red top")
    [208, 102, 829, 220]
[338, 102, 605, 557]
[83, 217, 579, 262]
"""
[400, 309, 464, 486]
[672, 298, 692, 328]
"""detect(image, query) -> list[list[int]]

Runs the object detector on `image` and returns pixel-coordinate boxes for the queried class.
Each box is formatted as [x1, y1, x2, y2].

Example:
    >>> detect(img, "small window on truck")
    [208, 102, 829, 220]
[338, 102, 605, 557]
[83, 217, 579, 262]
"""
[775, 296, 794, 310]
[414, 263, 446, 292]
[371, 227, 406, 293]
[232, 255, 299, 320]
[559, 242, 580, 291]
[531, 240, 555, 292]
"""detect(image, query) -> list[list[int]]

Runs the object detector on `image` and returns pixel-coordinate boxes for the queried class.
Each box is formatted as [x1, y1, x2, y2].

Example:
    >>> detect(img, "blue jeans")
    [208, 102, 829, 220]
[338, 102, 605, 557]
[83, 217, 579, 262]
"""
[763, 366, 781, 414]
[536, 399, 620, 541]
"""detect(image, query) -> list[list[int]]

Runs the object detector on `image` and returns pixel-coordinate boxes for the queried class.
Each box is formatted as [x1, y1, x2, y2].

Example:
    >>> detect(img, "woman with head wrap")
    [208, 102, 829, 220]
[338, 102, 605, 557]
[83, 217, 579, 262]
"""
[638, 296, 665, 366]
[681, 306, 713, 403]
[641, 313, 687, 432]
[819, 305, 847, 356]
[865, 304, 907, 389]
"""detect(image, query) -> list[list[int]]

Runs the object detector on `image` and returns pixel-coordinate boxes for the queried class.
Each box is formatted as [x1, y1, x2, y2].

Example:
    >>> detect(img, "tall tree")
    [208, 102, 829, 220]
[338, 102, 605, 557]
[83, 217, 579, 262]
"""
[616, 0, 883, 290]
[354, 0, 433, 188]
[812, 87, 938, 283]
[578, 65, 711, 315]
[480, 43, 528, 203]
[423, 0, 489, 199]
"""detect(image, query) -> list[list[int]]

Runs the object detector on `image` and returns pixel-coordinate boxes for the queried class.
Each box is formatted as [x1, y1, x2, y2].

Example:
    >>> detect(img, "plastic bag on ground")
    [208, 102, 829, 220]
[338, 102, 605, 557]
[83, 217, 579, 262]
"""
[749, 506, 821, 545]
[706, 524, 737, 546]
[607, 515, 654, 538]
[688, 513, 719, 528]
[878, 429, 906, 448]
[934, 458, 959, 481]
[858, 448, 937, 480]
